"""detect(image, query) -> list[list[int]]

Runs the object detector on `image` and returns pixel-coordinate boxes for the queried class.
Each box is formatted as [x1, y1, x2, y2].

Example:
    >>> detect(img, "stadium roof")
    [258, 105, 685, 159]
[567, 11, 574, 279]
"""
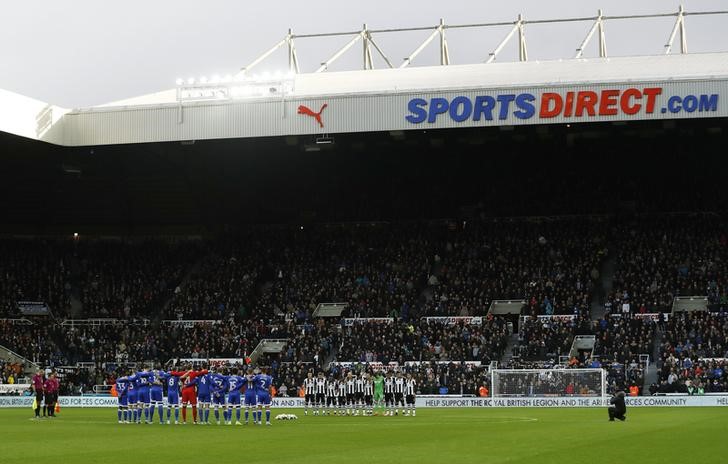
[98, 52, 728, 107]
[2, 51, 727, 147]
[1, 8, 728, 146]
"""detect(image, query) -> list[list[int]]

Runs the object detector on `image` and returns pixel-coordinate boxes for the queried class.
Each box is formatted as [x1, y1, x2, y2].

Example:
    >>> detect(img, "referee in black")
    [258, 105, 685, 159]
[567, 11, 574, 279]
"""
[608, 391, 627, 421]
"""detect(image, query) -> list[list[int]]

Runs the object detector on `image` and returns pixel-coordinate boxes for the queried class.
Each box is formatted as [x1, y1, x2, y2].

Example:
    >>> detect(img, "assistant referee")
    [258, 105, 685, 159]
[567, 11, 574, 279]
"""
[31, 369, 45, 419]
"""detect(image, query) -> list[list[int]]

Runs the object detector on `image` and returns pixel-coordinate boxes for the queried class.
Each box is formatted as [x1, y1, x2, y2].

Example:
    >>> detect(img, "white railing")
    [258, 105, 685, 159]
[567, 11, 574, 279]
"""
[60, 318, 149, 327]
[161, 320, 221, 328]
[235, 7, 728, 76]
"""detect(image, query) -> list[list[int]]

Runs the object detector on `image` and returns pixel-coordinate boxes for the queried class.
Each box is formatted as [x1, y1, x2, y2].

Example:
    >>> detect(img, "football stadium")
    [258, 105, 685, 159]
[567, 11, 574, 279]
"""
[1, 4, 728, 463]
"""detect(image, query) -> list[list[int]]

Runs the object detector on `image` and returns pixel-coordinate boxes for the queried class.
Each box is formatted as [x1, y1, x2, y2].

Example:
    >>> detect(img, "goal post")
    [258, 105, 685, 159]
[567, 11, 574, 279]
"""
[491, 368, 607, 398]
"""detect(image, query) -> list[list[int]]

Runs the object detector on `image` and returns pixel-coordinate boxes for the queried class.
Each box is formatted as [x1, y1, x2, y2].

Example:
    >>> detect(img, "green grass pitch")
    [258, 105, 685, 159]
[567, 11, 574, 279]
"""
[2, 407, 726, 463]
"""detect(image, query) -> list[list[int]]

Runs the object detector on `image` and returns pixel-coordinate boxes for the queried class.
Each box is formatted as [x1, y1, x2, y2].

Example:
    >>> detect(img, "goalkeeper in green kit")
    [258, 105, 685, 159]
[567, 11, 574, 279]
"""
[373, 371, 385, 415]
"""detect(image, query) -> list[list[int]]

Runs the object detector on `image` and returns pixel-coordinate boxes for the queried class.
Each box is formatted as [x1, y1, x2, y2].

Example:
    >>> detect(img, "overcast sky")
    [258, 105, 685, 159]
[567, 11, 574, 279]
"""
[1, 0, 727, 108]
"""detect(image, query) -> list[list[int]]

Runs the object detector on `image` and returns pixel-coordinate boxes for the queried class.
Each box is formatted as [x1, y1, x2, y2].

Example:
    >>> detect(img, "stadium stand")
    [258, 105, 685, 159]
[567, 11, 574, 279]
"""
[658, 311, 728, 393]
[610, 215, 728, 314]
[337, 318, 508, 364]
[1, 216, 728, 397]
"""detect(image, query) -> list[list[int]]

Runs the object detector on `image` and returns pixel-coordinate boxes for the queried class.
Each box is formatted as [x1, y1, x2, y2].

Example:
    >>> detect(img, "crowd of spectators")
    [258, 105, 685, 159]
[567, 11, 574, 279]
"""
[0, 321, 62, 366]
[0, 361, 23, 385]
[592, 315, 655, 365]
[658, 311, 728, 393]
[256, 225, 431, 320]
[0, 319, 282, 367]
[166, 237, 262, 320]
[0, 239, 71, 318]
[0, 238, 201, 319]
[514, 316, 590, 360]
[610, 216, 728, 314]
[77, 240, 200, 319]
[426, 220, 607, 317]
[3, 216, 728, 398]
[337, 318, 508, 365]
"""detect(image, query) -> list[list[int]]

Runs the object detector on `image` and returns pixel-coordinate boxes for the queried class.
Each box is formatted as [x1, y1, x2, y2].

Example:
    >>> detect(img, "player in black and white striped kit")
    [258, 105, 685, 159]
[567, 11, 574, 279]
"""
[337, 377, 347, 416]
[345, 373, 356, 416]
[303, 372, 316, 416]
[393, 372, 405, 416]
[363, 374, 374, 416]
[325, 376, 337, 416]
[354, 374, 365, 416]
[405, 373, 416, 416]
[384, 372, 395, 416]
[315, 372, 327, 416]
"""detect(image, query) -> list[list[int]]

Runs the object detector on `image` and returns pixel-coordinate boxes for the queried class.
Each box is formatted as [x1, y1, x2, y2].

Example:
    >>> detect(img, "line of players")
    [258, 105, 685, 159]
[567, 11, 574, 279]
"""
[114, 364, 274, 426]
[303, 370, 417, 417]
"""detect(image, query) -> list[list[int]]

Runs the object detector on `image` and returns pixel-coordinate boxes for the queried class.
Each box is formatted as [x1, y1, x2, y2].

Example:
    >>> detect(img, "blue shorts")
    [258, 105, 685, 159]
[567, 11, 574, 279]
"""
[118, 394, 128, 407]
[256, 392, 271, 407]
[244, 391, 257, 407]
[150, 388, 163, 402]
[212, 393, 226, 406]
[167, 393, 179, 406]
[197, 392, 211, 403]
[227, 392, 241, 406]
[137, 388, 150, 404]
[128, 391, 138, 404]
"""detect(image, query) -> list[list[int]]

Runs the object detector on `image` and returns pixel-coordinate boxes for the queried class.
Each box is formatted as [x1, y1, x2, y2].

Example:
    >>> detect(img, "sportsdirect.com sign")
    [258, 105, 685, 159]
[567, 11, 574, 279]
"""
[406, 87, 719, 124]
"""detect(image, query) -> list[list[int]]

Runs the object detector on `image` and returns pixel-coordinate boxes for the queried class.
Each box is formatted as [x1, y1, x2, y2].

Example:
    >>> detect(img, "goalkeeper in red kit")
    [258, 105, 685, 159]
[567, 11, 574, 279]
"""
[172, 364, 208, 424]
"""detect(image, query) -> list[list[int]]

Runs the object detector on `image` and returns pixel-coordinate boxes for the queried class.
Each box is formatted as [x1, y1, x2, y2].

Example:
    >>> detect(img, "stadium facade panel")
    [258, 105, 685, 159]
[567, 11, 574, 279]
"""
[1, 53, 727, 146]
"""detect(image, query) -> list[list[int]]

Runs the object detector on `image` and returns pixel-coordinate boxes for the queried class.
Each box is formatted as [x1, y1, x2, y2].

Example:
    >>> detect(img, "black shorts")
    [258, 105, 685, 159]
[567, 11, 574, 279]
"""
[384, 392, 393, 404]
[316, 393, 325, 404]
[305, 393, 315, 404]
[44, 394, 54, 405]
[394, 393, 404, 405]
[406, 394, 415, 405]
[35, 392, 43, 404]
[364, 395, 373, 406]
[355, 392, 364, 402]
[327, 396, 336, 406]
[346, 393, 355, 404]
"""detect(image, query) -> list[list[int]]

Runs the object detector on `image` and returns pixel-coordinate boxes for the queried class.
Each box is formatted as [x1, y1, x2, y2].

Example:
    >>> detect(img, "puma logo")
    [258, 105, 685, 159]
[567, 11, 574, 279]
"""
[298, 103, 328, 128]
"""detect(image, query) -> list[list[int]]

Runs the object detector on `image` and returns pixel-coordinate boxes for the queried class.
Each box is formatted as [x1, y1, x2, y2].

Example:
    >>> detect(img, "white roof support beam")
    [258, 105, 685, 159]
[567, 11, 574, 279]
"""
[234, 9, 726, 74]
[439, 18, 451, 66]
[665, 5, 688, 54]
[316, 30, 364, 73]
[363, 24, 374, 70]
[575, 10, 607, 58]
[238, 37, 287, 78]
[287, 29, 301, 74]
[518, 14, 528, 62]
[367, 34, 394, 69]
[487, 15, 526, 64]
[399, 21, 444, 69]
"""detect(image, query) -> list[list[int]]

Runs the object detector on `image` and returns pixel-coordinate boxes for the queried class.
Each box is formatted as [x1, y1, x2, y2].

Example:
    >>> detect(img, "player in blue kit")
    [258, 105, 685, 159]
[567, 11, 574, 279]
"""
[160, 369, 183, 424]
[115, 374, 130, 423]
[148, 369, 165, 424]
[210, 370, 228, 425]
[243, 368, 258, 425]
[226, 370, 245, 425]
[255, 367, 273, 426]
[135, 369, 151, 424]
[195, 367, 212, 424]
[127, 371, 140, 423]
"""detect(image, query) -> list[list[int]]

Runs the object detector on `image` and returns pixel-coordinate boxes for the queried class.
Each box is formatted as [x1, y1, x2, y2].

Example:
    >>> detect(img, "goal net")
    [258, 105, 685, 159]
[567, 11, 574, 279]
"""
[491, 368, 606, 398]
